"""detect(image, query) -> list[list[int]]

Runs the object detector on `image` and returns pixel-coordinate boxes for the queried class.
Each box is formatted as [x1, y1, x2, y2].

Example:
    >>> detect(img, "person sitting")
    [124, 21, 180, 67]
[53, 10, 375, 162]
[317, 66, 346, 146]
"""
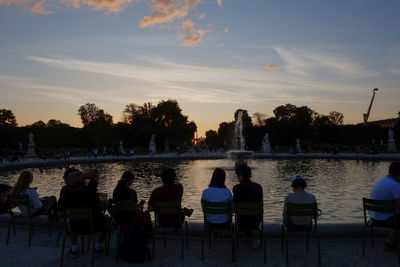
[112, 171, 139, 226]
[0, 184, 11, 214]
[232, 163, 263, 249]
[369, 162, 400, 249]
[11, 171, 57, 220]
[148, 168, 191, 227]
[201, 168, 233, 226]
[58, 167, 107, 258]
[282, 174, 317, 231]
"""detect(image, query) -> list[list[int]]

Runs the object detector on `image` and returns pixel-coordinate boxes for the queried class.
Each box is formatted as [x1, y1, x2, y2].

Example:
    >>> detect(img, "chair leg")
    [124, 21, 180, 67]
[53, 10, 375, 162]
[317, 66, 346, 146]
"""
[81, 235, 85, 255]
[209, 231, 212, 248]
[316, 233, 321, 266]
[6, 219, 12, 245]
[163, 228, 166, 248]
[285, 233, 289, 266]
[281, 229, 284, 253]
[201, 231, 205, 260]
[231, 224, 236, 262]
[28, 221, 33, 246]
[152, 235, 155, 258]
[362, 226, 367, 257]
[181, 228, 184, 260]
[60, 233, 70, 267]
[263, 232, 267, 264]
[306, 231, 309, 252]
[185, 221, 189, 249]
[371, 225, 375, 248]
[87, 234, 91, 250]
[91, 235, 95, 267]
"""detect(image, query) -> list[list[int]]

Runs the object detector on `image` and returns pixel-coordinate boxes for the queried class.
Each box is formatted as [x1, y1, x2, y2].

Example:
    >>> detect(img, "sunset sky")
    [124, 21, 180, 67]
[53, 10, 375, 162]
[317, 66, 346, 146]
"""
[1, 0, 399, 135]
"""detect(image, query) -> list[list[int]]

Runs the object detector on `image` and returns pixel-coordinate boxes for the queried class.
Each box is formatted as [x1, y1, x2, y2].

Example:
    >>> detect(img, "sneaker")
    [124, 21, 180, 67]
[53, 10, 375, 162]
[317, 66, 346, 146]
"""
[68, 249, 81, 258]
[93, 247, 104, 257]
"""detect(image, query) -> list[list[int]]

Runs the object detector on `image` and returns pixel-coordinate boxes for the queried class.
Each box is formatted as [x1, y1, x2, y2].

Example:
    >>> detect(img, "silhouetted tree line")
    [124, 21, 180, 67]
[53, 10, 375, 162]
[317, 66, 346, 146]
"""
[205, 104, 400, 151]
[0, 100, 196, 154]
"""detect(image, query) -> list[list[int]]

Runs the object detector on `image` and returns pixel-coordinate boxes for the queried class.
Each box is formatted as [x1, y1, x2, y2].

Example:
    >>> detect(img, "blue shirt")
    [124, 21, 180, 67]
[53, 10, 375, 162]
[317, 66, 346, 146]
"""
[201, 187, 233, 224]
[370, 175, 400, 221]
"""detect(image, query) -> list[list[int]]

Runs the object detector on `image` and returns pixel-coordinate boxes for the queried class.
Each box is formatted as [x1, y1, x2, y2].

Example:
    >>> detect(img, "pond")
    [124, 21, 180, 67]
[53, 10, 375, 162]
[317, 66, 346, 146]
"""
[0, 159, 391, 224]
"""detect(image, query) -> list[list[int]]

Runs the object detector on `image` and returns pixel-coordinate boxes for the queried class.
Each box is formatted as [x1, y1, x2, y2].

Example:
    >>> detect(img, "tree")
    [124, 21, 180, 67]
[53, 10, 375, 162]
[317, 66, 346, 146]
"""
[252, 112, 267, 126]
[0, 109, 17, 127]
[30, 120, 46, 128]
[328, 111, 344, 125]
[205, 130, 218, 147]
[78, 103, 113, 127]
[273, 104, 297, 121]
[47, 119, 70, 128]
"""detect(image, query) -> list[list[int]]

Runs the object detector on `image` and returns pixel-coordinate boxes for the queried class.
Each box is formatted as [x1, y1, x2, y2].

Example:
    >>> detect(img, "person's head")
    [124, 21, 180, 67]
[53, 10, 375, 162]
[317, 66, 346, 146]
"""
[234, 163, 252, 182]
[209, 168, 226, 188]
[63, 167, 83, 188]
[0, 184, 10, 205]
[161, 168, 176, 185]
[117, 171, 134, 188]
[291, 174, 307, 191]
[389, 162, 400, 180]
[11, 171, 33, 194]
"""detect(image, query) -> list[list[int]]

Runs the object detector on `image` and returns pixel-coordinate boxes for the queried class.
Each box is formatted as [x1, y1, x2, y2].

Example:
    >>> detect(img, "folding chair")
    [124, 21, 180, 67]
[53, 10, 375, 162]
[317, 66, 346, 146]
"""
[6, 194, 52, 246]
[362, 198, 400, 260]
[281, 202, 321, 265]
[60, 207, 95, 267]
[152, 200, 188, 260]
[201, 200, 235, 262]
[234, 201, 266, 263]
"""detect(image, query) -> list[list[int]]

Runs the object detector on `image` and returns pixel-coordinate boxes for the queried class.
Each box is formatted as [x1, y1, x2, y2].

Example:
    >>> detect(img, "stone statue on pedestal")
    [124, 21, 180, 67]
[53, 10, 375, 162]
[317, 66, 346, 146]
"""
[149, 134, 157, 154]
[388, 129, 396, 152]
[26, 132, 36, 157]
[296, 139, 302, 153]
[262, 133, 271, 153]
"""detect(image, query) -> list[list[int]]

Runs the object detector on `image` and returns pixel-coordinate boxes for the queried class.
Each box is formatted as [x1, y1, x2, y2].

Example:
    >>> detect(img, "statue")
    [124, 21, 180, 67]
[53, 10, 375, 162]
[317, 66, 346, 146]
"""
[119, 140, 126, 155]
[388, 129, 396, 152]
[262, 133, 271, 153]
[296, 139, 301, 153]
[149, 134, 157, 154]
[26, 132, 36, 157]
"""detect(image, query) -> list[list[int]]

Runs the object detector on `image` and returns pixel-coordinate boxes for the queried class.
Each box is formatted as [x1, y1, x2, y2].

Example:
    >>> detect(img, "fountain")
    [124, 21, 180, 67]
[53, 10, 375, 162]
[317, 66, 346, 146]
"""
[295, 138, 302, 153]
[149, 134, 157, 154]
[262, 133, 271, 153]
[119, 140, 126, 155]
[227, 110, 253, 159]
[388, 129, 396, 152]
[26, 132, 36, 157]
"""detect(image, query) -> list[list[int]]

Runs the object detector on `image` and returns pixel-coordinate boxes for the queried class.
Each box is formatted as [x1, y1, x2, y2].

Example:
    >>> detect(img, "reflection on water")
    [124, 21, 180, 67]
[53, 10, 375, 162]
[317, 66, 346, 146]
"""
[0, 159, 391, 224]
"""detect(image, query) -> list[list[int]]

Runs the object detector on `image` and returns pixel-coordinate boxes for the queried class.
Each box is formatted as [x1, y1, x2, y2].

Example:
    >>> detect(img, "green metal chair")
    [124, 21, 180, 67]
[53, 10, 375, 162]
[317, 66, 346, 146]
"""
[60, 207, 95, 267]
[234, 201, 266, 264]
[281, 202, 321, 266]
[109, 198, 137, 259]
[6, 194, 52, 246]
[152, 200, 188, 260]
[201, 200, 236, 262]
[362, 198, 399, 259]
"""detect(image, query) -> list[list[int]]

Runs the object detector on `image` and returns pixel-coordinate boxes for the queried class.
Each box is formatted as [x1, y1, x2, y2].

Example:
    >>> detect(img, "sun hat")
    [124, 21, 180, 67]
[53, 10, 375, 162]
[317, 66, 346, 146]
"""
[292, 174, 305, 182]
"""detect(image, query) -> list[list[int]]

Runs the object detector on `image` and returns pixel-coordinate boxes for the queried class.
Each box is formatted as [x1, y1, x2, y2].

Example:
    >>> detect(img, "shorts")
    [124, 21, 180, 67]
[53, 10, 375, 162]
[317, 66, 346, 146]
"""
[69, 213, 106, 234]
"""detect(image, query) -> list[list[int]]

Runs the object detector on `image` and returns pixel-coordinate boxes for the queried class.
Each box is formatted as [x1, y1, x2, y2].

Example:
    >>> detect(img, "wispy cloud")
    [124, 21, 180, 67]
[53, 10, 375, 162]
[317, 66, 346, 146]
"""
[216, 0, 222, 8]
[0, 0, 52, 14]
[267, 64, 278, 70]
[224, 28, 229, 33]
[270, 46, 379, 78]
[61, 0, 135, 14]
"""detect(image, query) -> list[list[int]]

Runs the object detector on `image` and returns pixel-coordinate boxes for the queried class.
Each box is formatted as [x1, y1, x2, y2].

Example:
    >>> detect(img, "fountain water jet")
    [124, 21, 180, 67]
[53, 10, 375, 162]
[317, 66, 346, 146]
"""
[227, 110, 253, 159]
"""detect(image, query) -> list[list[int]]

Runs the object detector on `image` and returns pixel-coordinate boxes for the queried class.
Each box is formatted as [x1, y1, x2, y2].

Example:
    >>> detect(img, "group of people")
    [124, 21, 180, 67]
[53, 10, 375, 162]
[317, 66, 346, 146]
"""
[0, 161, 320, 260]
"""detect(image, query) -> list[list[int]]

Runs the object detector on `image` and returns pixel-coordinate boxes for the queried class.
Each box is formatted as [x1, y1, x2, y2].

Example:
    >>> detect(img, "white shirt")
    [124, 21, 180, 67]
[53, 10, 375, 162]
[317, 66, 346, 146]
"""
[201, 187, 233, 224]
[370, 175, 400, 221]
[18, 188, 43, 217]
[283, 191, 317, 225]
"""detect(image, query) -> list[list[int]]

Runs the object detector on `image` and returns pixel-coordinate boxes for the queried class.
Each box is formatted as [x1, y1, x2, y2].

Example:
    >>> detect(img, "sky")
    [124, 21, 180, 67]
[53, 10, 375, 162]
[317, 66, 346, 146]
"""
[0, 0, 399, 136]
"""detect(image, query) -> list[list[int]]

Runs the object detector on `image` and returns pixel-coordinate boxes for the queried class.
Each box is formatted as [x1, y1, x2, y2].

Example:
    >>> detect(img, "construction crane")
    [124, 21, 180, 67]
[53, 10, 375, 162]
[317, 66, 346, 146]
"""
[363, 88, 378, 124]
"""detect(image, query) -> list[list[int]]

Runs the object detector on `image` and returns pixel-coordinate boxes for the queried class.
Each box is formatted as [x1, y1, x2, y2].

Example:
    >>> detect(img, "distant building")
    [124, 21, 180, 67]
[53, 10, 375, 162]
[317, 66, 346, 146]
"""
[366, 118, 399, 128]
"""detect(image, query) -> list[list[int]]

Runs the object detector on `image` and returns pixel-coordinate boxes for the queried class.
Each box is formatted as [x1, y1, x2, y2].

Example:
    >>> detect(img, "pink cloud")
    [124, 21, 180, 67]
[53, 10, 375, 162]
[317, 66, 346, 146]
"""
[0, 0, 51, 14]
[224, 28, 229, 32]
[216, 0, 221, 7]
[61, 0, 134, 13]
[178, 19, 209, 47]
[267, 64, 278, 70]
[199, 13, 205, 19]
[140, 0, 201, 28]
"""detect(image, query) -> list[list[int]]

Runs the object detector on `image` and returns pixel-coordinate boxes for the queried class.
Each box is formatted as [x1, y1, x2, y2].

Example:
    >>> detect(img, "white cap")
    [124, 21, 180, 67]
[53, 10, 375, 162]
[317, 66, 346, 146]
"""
[292, 174, 304, 182]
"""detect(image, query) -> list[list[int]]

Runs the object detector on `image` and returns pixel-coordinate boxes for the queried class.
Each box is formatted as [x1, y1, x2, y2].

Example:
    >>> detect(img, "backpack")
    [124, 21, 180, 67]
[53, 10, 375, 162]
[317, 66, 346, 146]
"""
[118, 222, 152, 262]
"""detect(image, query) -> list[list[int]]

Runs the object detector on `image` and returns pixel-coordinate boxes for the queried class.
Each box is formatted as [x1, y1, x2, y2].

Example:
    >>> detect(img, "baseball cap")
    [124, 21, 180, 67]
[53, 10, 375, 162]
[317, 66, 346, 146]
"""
[292, 174, 305, 182]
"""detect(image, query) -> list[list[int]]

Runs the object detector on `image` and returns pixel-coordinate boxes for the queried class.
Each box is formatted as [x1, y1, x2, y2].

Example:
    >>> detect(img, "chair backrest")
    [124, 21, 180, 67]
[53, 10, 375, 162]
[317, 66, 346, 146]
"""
[202, 200, 232, 215]
[234, 201, 263, 216]
[362, 198, 395, 225]
[112, 199, 136, 213]
[153, 201, 182, 214]
[9, 194, 30, 206]
[286, 202, 318, 218]
[65, 207, 94, 233]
